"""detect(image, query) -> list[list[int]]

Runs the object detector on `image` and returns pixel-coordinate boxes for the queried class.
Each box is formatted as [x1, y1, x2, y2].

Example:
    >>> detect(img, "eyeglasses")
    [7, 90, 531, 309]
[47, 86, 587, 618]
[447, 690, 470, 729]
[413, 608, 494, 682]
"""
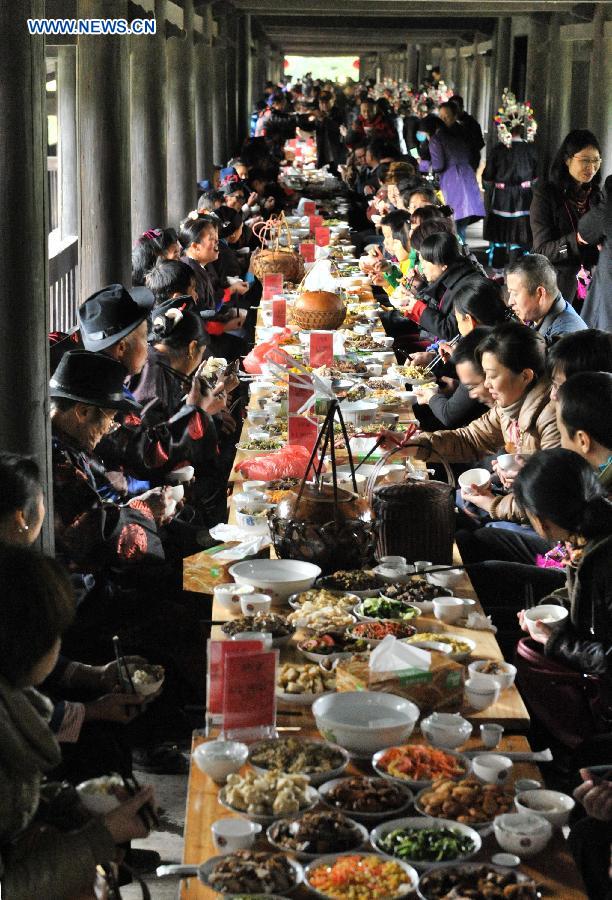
[98, 409, 121, 432]
[572, 155, 601, 168]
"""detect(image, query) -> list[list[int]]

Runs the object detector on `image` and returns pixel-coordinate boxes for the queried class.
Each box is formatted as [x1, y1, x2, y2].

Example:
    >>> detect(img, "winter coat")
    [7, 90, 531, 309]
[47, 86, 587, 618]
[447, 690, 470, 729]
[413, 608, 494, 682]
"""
[427, 382, 488, 429]
[579, 176, 612, 332]
[530, 180, 601, 302]
[406, 260, 487, 341]
[429, 125, 485, 223]
[416, 377, 559, 521]
[0, 677, 115, 899]
[544, 534, 612, 681]
[457, 111, 485, 170]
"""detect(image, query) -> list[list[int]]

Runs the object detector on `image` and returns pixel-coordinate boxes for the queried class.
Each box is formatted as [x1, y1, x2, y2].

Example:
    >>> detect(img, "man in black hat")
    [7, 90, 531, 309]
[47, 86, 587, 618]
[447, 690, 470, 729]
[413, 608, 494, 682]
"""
[78, 284, 229, 527]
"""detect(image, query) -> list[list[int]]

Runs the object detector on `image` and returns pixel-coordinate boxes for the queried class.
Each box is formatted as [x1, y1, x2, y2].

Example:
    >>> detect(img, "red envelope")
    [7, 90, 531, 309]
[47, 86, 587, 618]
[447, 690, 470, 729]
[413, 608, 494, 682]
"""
[262, 273, 283, 300]
[315, 226, 330, 247]
[302, 200, 316, 216]
[309, 214, 324, 233]
[299, 242, 316, 262]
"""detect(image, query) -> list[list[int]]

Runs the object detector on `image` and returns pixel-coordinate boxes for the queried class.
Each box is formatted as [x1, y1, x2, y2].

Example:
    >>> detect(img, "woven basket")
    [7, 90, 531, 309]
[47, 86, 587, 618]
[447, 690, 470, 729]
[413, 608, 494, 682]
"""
[251, 214, 305, 283]
[369, 447, 456, 564]
[291, 302, 346, 331]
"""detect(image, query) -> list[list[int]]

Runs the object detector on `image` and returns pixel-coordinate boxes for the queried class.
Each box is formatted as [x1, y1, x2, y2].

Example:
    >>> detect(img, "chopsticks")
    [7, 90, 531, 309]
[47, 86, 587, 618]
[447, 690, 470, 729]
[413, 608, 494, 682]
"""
[112, 635, 137, 695]
[121, 772, 159, 830]
[422, 333, 461, 374]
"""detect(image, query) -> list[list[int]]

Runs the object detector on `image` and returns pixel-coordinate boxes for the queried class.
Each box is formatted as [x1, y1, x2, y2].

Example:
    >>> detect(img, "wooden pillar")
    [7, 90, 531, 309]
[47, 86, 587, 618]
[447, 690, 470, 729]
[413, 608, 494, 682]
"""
[57, 46, 78, 239]
[405, 45, 417, 86]
[588, 5, 612, 173]
[237, 14, 253, 147]
[195, 4, 215, 182]
[130, 0, 167, 238]
[0, 0, 53, 550]
[211, 26, 229, 167]
[487, 17, 512, 153]
[166, 0, 196, 225]
[78, 0, 131, 298]
[469, 36, 483, 120]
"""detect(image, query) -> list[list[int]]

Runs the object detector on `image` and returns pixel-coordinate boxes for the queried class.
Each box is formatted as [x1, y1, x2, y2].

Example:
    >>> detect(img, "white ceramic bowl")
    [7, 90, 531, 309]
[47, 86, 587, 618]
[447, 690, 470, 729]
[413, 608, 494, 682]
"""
[211, 817, 262, 855]
[420, 713, 473, 750]
[514, 789, 575, 828]
[339, 400, 379, 424]
[304, 852, 418, 898]
[371, 815, 481, 869]
[77, 776, 123, 814]
[218, 784, 320, 826]
[426, 568, 464, 590]
[193, 740, 249, 784]
[457, 468, 491, 491]
[464, 677, 500, 711]
[433, 597, 465, 625]
[493, 812, 553, 858]
[213, 583, 255, 614]
[523, 604, 568, 637]
[165, 464, 194, 485]
[468, 660, 517, 692]
[234, 508, 270, 535]
[126, 663, 165, 697]
[312, 691, 419, 756]
[240, 593, 272, 616]
[472, 754, 513, 784]
[242, 480, 267, 493]
[229, 559, 322, 606]
[496, 453, 520, 473]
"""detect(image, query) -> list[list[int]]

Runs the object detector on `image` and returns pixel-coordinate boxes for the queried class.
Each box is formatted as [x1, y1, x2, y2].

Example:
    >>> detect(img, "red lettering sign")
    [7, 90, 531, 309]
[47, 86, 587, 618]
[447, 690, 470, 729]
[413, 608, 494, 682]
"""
[309, 330, 334, 367]
[222, 650, 277, 732]
[315, 226, 330, 247]
[302, 200, 316, 216]
[272, 297, 286, 327]
[288, 415, 319, 452]
[299, 242, 316, 262]
[262, 273, 283, 300]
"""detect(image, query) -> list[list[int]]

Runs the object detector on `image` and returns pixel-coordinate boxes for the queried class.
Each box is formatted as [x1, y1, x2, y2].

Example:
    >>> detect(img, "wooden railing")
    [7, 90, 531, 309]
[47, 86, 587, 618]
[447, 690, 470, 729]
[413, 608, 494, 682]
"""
[48, 233, 78, 332]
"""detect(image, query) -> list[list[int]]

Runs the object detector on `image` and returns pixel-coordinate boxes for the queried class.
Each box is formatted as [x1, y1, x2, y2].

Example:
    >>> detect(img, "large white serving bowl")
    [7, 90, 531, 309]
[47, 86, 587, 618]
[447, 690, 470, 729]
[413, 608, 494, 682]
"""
[514, 789, 575, 828]
[229, 559, 322, 606]
[312, 691, 420, 756]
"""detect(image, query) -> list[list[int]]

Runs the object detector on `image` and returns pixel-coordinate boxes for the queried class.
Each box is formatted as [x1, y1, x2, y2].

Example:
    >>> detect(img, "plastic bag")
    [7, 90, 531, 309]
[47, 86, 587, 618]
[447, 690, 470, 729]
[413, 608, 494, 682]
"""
[242, 329, 293, 374]
[302, 259, 337, 293]
[234, 444, 317, 480]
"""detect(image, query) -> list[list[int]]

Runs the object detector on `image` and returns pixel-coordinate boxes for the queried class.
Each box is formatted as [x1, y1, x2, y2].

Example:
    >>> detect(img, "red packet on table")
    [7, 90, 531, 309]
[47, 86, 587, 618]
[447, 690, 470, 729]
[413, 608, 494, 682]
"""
[263, 273, 283, 300]
[309, 214, 324, 233]
[309, 330, 334, 368]
[222, 649, 278, 740]
[302, 200, 316, 216]
[288, 372, 314, 414]
[315, 227, 330, 247]
[288, 415, 319, 452]
[207, 639, 264, 723]
[272, 297, 286, 327]
[299, 242, 316, 263]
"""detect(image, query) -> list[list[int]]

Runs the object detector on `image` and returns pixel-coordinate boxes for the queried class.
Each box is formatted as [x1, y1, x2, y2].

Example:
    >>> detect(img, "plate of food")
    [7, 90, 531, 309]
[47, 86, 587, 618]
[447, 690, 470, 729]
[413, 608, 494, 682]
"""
[414, 778, 515, 829]
[276, 662, 336, 706]
[390, 364, 432, 386]
[287, 603, 357, 634]
[267, 811, 368, 861]
[221, 613, 295, 647]
[318, 776, 413, 824]
[297, 632, 371, 663]
[382, 578, 452, 614]
[347, 619, 418, 645]
[370, 816, 481, 869]
[405, 632, 476, 662]
[372, 744, 469, 791]
[416, 862, 538, 900]
[288, 589, 360, 611]
[249, 738, 349, 787]
[77, 773, 124, 814]
[126, 662, 165, 697]
[219, 770, 319, 825]
[355, 596, 422, 623]
[236, 437, 285, 455]
[167, 851, 303, 896]
[304, 852, 418, 899]
[317, 569, 386, 599]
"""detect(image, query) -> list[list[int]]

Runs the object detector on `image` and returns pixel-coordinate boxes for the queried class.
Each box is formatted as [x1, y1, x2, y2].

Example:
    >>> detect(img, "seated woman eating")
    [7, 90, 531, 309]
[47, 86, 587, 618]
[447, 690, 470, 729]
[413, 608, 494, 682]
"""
[390, 321, 560, 523]
[0, 544, 155, 899]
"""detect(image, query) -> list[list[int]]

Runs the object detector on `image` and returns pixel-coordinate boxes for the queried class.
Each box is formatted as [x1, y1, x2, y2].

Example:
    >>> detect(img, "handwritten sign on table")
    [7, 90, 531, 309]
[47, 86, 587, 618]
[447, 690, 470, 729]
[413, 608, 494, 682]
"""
[302, 200, 316, 216]
[222, 649, 278, 735]
[315, 226, 330, 247]
[272, 297, 286, 327]
[309, 330, 334, 368]
[288, 372, 314, 414]
[309, 214, 324, 233]
[300, 242, 316, 263]
[288, 415, 319, 452]
[262, 273, 283, 300]
[207, 639, 264, 718]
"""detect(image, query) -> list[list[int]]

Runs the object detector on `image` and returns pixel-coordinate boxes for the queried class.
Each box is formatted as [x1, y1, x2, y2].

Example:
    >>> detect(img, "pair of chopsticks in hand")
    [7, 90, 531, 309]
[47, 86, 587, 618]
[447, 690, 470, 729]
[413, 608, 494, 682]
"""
[421, 333, 462, 375]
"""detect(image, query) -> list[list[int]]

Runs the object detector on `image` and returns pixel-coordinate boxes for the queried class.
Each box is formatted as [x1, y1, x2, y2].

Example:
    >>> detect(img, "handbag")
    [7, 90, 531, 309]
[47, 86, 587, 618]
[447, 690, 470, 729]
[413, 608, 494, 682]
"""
[368, 448, 456, 564]
[515, 637, 605, 749]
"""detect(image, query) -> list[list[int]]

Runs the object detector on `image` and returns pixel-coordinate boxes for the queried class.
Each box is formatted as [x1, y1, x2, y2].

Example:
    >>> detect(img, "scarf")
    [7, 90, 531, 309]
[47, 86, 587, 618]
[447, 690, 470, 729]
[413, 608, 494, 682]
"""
[0, 677, 61, 777]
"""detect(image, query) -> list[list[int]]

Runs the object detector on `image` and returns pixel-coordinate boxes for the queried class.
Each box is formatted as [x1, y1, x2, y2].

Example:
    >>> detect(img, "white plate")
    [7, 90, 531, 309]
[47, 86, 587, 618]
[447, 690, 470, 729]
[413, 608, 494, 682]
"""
[370, 815, 481, 869]
[218, 785, 320, 826]
[372, 747, 469, 791]
[406, 633, 476, 662]
[266, 814, 368, 861]
[249, 739, 350, 787]
[304, 852, 418, 898]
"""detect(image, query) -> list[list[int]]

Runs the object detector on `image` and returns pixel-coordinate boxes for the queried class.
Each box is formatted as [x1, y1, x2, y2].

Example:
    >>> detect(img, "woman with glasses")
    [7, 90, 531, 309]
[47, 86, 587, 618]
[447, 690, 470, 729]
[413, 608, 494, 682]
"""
[530, 129, 603, 303]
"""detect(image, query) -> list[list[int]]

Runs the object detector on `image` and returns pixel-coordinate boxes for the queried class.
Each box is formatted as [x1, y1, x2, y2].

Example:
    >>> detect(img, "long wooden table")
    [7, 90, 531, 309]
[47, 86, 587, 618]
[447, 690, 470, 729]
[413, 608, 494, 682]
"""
[180, 732, 587, 899]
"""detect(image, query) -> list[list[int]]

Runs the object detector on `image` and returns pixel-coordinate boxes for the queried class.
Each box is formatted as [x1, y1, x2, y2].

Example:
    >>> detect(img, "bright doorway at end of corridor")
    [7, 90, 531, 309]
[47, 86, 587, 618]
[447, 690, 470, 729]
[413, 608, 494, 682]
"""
[284, 56, 360, 82]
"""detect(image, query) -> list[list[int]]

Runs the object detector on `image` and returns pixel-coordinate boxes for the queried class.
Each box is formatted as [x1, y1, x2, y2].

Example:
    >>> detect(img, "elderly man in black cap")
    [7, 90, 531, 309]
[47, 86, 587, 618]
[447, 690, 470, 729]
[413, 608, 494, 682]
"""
[77, 284, 230, 529]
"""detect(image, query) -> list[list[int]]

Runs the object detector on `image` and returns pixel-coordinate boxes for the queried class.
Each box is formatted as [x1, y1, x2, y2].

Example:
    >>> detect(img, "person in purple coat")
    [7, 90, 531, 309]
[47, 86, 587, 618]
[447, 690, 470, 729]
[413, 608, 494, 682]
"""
[422, 108, 485, 241]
